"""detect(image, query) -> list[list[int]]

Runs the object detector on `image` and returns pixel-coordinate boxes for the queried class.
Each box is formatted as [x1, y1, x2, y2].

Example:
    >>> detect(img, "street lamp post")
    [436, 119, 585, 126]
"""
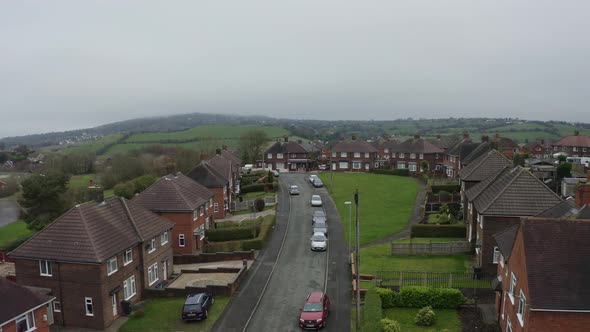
[344, 201, 352, 264]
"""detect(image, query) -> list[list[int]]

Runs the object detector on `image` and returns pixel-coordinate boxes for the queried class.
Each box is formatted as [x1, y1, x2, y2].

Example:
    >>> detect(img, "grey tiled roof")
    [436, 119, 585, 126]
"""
[464, 166, 509, 202]
[459, 149, 512, 182]
[331, 140, 378, 153]
[519, 219, 590, 310]
[134, 173, 213, 212]
[473, 166, 562, 216]
[187, 161, 227, 188]
[207, 155, 232, 181]
[10, 196, 173, 263]
[493, 225, 518, 259]
[535, 198, 577, 218]
[393, 137, 444, 154]
[0, 278, 54, 324]
[265, 141, 308, 154]
[461, 142, 492, 165]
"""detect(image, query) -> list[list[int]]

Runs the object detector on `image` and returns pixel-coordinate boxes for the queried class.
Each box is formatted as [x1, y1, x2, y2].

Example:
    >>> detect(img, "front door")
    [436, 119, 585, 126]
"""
[111, 294, 117, 317]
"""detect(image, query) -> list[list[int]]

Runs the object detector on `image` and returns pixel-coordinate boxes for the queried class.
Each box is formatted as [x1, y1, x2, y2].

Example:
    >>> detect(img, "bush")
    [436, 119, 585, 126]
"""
[410, 224, 466, 237]
[241, 215, 275, 250]
[376, 287, 399, 308]
[415, 306, 436, 326]
[431, 184, 461, 193]
[430, 288, 465, 309]
[114, 182, 136, 199]
[381, 318, 402, 332]
[254, 198, 265, 212]
[372, 169, 410, 176]
[362, 288, 382, 332]
[206, 226, 258, 242]
[132, 175, 157, 192]
[399, 286, 464, 309]
[240, 183, 269, 194]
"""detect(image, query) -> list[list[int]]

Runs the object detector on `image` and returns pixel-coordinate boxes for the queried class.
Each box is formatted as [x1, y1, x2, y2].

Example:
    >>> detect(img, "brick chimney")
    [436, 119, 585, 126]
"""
[463, 131, 469, 140]
[414, 133, 420, 139]
[436, 134, 441, 139]
[284, 136, 289, 142]
[575, 130, 580, 136]
[351, 134, 357, 141]
[541, 139, 544, 145]
[575, 171, 590, 208]
[216, 148, 221, 155]
[481, 135, 489, 143]
[222, 145, 227, 151]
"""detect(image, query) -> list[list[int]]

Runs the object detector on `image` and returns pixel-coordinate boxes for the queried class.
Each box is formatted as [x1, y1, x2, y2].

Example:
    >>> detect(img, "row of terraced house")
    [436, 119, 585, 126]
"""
[2, 149, 241, 330]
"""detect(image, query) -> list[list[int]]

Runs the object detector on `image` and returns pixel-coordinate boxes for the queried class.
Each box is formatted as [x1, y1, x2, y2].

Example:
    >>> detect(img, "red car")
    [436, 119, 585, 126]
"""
[299, 291, 330, 329]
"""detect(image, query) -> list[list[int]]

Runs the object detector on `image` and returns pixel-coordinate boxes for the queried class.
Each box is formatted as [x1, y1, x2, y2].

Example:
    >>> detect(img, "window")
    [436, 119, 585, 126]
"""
[509, 272, 516, 304]
[214, 203, 219, 212]
[374, 162, 379, 167]
[206, 218, 210, 230]
[161, 231, 169, 245]
[408, 162, 417, 172]
[193, 209, 198, 220]
[85, 297, 94, 316]
[277, 153, 283, 159]
[397, 161, 406, 169]
[410, 153, 416, 159]
[399, 152, 405, 158]
[340, 152, 347, 157]
[365, 152, 369, 158]
[39, 260, 52, 277]
[199, 225, 205, 240]
[16, 312, 35, 332]
[123, 248, 133, 266]
[339, 161, 349, 169]
[123, 275, 136, 300]
[267, 153, 272, 159]
[573, 147, 578, 152]
[331, 152, 336, 158]
[276, 162, 284, 169]
[384, 148, 389, 153]
[199, 206, 204, 216]
[517, 289, 526, 325]
[148, 263, 159, 286]
[419, 153, 424, 159]
[209, 198, 213, 207]
[54, 301, 61, 312]
[493, 246, 500, 264]
[107, 257, 118, 276]
[354, 152, 360, 158]
[290, 153, 296, 158]
[352, 161, 361, 169]
[147, 238, 156, 253]
[507, 316, 513, 332]
[584, 148, 587, 152]
[499, 253, 504, 267]
[179, 234, 185, 247]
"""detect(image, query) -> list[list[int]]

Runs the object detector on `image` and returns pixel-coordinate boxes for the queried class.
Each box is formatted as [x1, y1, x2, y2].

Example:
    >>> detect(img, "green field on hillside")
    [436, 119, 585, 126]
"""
[62, 133, 125, 154]
[126, 125, 289, 143]
[319, 173, 419, 245]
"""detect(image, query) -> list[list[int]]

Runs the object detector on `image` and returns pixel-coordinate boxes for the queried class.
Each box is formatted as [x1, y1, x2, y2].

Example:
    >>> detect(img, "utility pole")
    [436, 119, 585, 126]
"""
[330, 158, 334, 194]
[355, 189, 360, 330]
[344, 201, 352, 264]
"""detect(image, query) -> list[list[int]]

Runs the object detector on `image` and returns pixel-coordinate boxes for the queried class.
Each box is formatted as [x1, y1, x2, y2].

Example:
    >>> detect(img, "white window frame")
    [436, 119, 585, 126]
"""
[399, 152, 405, 158]
[193, 209, 198, 220]
[123, 248, 133, 266]
[365, 152, 369, 158]
[39, 260, 52, 277]
[214, 203, 219, 212]
[509, 272, 516, 304]
[277, 153, 283, 159]
[107, 257, 118, 276]
[179, 234, 185, 247]
[499, 253, 504, 268]
[410, 153, 416, 159]
[147, 238, 156, 253]
[419, 153, 424, 159]
[199, 206, 204, 216]
[397, 161, 406, 169]
[507, 316, 513, 332]
[123, 275, 136, 300]
[352, 161, 361, 170]
[331, 152, 336, 158]
[340, 152, 347, 157]
[354, 152, 360, 158]
[199, 224, 205, 240]
[267, 153, 272, 159]
[53, 301, 62, 312]
[517, 289, 526, 326]
[408, 162, 417, 172]
[493, 246, 500, 264]
[209, 198, 213, 207]
[85, 297, 94, 316]
[339, 161, 348, 169]
[384, 148, 389, 153]
[15, 312, 35, 332]
[148, 263, 159, 286]
[161, 231, 169, 245]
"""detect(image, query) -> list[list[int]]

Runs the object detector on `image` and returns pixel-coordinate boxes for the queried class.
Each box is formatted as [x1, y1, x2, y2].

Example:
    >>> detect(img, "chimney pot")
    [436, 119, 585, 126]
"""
[88, 179, 95, 188]
[414, 133, 420, 139]
[463, 131, 469, 139]
[436, 134, 441, 139]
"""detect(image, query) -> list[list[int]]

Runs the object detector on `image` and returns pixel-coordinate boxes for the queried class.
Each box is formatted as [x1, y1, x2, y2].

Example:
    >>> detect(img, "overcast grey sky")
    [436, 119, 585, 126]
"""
[1, 1, 589, 137]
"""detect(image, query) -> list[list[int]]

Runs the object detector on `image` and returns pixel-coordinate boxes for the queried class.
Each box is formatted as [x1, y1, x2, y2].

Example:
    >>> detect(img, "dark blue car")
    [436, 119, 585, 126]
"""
[182, 293, 214, 321]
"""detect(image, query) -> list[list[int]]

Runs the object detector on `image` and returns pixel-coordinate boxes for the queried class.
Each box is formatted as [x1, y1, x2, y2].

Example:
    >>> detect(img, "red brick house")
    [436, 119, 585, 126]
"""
[264, 139, 310, 172]
[389, 134, 444, 174]
[0, 278, 55, 332]
[464, 165, 562, 276]
[9, 196, 173, 330]
[207, 153, 238, 202]
[443, 133, 479, 179]
[520, 140, 551, 159]
[329, 139, 378, 172]
[134, 173, 214, 255]
[493, 218, 590, 332]
[551, 132, 590, 157]
[219, 147, 242, 195]
[373, 139, 400, 168]
[187, 161, 230, 220]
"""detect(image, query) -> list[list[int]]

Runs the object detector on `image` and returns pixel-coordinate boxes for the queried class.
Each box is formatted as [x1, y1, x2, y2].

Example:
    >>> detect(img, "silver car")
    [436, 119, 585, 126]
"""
[310, 195, 322, 207]
[312, 221, 328, 236]
[312, 210, 327, 225]
[289, 185, 300, 195]
[310, 232, 327, 251]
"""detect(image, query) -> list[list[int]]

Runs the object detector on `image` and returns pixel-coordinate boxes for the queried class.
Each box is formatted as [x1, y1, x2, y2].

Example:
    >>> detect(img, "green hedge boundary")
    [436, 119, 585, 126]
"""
[362, 288, 383, 332]
[206, 226, 259, 242]
[204, 214, 276, 253]
[411, 224, 466, 238]
[431, 184, 461, 194]
[372, 169, 410, 176]
[240, 181, 279, 194]
[376, 287, 465, 309]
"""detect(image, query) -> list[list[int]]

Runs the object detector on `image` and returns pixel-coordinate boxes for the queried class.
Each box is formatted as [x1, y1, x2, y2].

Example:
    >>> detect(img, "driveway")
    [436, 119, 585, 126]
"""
[0, 200, 20, 227]
[213, 173, 350, 332]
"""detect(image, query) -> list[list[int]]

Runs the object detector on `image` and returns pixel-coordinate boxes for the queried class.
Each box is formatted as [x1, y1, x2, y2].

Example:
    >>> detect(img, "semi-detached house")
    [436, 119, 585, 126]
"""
[0, 278, 55, 332]
[9, 196, 174, 330]
[329, 139, 378, 172]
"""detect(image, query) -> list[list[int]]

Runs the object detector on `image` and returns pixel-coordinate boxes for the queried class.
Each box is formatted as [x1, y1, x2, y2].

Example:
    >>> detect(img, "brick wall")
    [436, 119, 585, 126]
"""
[209, 187, 225, 219]
[173, 251, 255, 264]
[479, 216, 520, 277]
[498, 229, 529, 332]
[157, 212, 199, 255]
[1, 305, 51, 332]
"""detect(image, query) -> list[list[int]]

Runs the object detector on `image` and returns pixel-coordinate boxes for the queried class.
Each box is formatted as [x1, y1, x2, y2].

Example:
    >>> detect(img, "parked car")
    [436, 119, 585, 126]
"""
[299, 292, 330, 329]
[182, 293, 214, 321]
[309, 174, 319, 184]
[310, 232, 328, 251]
[289, 185, 300, 195]
[312, 178, 323, 188]
[310, 195, 322, 207]
[312, 210, 327, 225]
[312, 221, 328, 236]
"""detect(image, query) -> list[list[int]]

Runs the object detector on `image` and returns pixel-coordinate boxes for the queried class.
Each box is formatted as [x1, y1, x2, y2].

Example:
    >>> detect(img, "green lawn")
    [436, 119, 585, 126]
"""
[383, 307, 461, 332]
[0, 220, 34, 250]
[119, 296, 229, 332]
[319, 173, 419, 246]
[240, 191, 276, 201]
[360, 243, 471, 275]
[393, 237, 465, 243]
[62, 133, 125, 154]
[126, 125, 289, 143]
[69, 174, 98, 189]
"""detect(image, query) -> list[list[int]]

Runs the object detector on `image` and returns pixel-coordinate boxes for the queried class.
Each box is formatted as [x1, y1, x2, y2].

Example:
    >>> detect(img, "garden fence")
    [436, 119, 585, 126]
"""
[391, 241, 471, 255]
[374, 270, 490, 289]
[230, 195, 277, 212]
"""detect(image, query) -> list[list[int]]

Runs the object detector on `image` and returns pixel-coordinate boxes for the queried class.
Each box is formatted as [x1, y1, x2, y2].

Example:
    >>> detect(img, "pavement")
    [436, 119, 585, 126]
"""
[0, 199, 20, 227]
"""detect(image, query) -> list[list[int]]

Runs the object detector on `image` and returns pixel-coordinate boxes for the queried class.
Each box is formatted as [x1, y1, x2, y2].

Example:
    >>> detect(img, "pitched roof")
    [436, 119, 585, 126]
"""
[0, 278, 54, 325]
[427, 135, 460, 150]
[221, 149, 241, 166]
[9, 196, 173, 263]
[473, 166, 563, 216]
[553, 134, 590, 147]
[374, 139, 400, 151]
[187, 161, 227, 188]
[465, 166, 510, 202]
[331, 140, 378, 153]
[535, 198, 577, 218]
[459, 149, 512, 182]
[265, 141, 309, 154]
[447, 137, 475, 156]
[519, 219, 590, 310]
[394, 137, 444, 154]
[133, 173, 213, 212]
[461, 142, 492, 165]
[207, 154, 233, 180]
[492, 224, 519, 260]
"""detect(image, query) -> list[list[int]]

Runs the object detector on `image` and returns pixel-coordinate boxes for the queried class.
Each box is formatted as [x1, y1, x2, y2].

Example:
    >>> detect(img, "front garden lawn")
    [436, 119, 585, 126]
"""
[318, 173, 419, 245]
[383, 307, 461, 332]
[393, 237, 465, 243]
[240, 191, 276, 201]
[119, 296, 229, 332]
[0, 220, 34, 250]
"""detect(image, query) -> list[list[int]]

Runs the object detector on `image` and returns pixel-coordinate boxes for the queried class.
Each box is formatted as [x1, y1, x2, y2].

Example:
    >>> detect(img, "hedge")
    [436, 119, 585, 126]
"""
[206, 225, 258, 242]
[398, 286, 464, 309]
[241, 215, 276, 250]
[410, 224, 466, 238]
[375, 287, 400, 308]
[372, 169, 410, 176]
[431, 184, 461, 194]
[240, 181, 279, 194]
[362, 288, 383, 332]
[203, 240, 243, 253]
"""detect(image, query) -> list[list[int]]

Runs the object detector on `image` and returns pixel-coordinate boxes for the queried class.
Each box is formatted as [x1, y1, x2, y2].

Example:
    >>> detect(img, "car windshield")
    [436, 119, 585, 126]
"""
[303, 302, 323, 312]
[291, 186, 298, 190]
[183, 304, 200, 311]
[312, 234, 326, 241]
[312, 195, 320, 200]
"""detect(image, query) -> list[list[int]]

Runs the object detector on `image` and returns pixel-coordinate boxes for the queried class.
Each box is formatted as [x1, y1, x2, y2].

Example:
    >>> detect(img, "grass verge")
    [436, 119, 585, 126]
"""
[383, 307, 461, 332]
[393, 237, 465, 243]
[0, 220, 34, 250]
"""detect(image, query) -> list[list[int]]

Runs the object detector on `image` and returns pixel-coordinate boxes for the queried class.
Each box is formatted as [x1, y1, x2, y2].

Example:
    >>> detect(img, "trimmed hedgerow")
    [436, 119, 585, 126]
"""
[206, 226, 258, 242]
[410, 224, 466, 238]
[372, 169, 410, 176]
[399, 286, 464, 309]
[431, 184, 461, 194]
[376, 287, 400, 308]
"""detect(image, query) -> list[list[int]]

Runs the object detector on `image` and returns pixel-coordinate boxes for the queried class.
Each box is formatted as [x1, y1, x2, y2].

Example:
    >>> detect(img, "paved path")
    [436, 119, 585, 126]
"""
[360, 178, 427, 249]
[216, 208, 276, 223]
[0, 199, 20, 227]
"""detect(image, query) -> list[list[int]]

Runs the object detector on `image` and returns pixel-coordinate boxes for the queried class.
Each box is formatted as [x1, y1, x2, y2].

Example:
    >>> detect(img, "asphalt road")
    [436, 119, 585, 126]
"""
[0, 200, 20, 227]
[213, 173, 350, 332]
